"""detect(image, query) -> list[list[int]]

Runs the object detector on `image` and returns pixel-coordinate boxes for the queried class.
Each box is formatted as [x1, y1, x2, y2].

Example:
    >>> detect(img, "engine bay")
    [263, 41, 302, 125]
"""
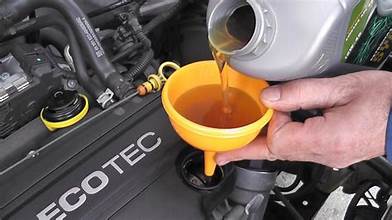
[0, 0, 392, 219]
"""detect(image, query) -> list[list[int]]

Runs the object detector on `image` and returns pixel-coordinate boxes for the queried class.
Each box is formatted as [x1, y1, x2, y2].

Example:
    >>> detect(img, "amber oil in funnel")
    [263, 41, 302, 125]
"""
[174, 85, 262, 129]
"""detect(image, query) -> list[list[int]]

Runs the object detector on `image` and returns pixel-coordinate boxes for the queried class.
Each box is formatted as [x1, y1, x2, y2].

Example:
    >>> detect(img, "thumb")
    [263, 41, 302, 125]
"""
[261, 76, 358, 112]
[215, 137, 275, 166]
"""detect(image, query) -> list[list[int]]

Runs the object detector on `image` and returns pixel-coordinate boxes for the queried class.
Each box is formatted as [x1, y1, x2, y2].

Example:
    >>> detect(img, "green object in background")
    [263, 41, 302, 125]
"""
[351, 15, 392, 65]
[343, 0, 392, 68]
[342, 0, 375, 62]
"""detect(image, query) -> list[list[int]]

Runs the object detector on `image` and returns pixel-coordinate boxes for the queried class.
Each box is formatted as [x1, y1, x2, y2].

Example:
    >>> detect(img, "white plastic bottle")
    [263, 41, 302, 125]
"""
[207, 0, 392, 81]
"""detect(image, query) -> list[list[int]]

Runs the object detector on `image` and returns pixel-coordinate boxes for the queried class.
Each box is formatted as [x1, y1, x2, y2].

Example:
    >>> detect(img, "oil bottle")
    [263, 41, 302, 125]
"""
[207, 0, 392, 81]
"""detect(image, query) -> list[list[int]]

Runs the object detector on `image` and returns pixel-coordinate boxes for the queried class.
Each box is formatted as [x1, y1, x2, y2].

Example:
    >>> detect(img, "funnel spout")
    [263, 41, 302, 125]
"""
[204, 151, 217, 176]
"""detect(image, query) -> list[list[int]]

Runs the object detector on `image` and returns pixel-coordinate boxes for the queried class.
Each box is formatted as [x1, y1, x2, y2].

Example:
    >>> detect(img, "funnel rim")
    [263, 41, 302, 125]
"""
[161, 60, 274, 137]
[164, 100, 273, 138]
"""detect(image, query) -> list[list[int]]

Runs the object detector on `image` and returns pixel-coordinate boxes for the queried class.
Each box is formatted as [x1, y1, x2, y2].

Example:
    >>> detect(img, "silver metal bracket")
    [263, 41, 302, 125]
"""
[245, 194, 264, 216]
[97, 88, 115, 109]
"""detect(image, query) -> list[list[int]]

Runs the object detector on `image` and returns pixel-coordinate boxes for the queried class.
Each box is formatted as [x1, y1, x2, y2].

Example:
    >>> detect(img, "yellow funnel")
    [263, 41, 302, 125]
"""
[162, 61, 273, 176]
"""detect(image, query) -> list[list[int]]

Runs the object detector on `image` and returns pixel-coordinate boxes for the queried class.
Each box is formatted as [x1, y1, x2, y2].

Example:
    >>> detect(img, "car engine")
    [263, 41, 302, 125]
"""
[0, 0, 392, 219]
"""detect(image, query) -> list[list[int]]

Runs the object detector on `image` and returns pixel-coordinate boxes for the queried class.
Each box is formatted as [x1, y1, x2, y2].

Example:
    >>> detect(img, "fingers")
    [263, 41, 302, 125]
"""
[267, 111, 309, 154]
[215, 112, 299, 165]
[215, 75, 362, 166]
[215, 137, 275, 166]
[269, 115, 327, 161]
[214, 111, 331, 165]
[261, 76, 359, 112]
[267, 111, 291, 137]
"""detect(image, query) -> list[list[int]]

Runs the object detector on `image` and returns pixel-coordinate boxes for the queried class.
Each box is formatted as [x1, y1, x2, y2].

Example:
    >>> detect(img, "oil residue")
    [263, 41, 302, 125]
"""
[174, 85, 261, 129]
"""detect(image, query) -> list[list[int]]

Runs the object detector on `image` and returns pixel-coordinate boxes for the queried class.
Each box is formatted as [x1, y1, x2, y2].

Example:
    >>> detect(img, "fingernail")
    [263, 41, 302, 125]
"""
[262, 86, 281, 102]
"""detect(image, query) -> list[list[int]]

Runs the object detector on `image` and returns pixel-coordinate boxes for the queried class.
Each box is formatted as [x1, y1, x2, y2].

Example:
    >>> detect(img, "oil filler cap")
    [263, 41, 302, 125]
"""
[41, 89, 89, 131]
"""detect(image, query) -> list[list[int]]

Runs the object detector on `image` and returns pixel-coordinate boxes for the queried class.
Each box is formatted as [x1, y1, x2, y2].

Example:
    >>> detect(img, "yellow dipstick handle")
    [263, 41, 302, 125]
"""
[137, 61, 180, 96]
[158, 61, 181, 81]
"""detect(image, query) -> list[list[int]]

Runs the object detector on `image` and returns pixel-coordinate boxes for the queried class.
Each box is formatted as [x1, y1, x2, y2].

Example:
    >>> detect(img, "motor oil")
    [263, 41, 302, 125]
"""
[219, 65, 232, 115]
[174, 85, 262, 129]
[207, 0, 392, 81]
[209, 46, 232, 114]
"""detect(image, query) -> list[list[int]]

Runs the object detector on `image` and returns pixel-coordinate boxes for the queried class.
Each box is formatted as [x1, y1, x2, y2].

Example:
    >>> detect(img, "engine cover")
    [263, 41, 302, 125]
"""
[0, 94, 205, 219]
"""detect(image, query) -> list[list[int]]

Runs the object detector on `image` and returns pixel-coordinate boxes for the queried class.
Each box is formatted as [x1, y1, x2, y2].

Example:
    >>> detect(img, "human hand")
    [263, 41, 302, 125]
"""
[216, 71, 392, 168]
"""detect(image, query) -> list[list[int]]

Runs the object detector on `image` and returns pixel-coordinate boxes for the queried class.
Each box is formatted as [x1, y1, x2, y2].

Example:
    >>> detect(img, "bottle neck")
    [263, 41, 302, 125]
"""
[208, 0, 275, 58]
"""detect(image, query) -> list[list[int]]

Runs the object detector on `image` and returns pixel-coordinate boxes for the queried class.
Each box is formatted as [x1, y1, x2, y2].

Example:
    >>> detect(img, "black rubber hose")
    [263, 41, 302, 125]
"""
[87, 0, 148, 18]
[39, 28, 68, 52]
[111, 42, 143, 63]
[87, 0, 134, 18]
[142, 0, 183, 35]
[1, 16, 105, 99]
[0, 42, 13, 58]
[127, 49, 154, 79]
[367, 157, 392, 185]
[0, 0, 131, 99]
[273, 188, 304, 220]
[136, 30, 152, 48]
